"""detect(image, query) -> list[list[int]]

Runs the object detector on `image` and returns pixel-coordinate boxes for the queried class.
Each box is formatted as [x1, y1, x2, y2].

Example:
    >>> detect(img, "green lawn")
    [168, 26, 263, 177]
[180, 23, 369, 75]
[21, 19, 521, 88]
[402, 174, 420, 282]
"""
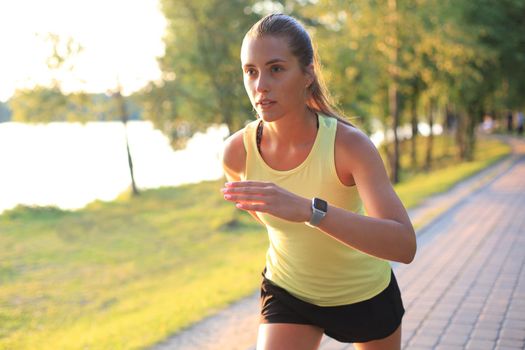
[394, 135, 511, 209]
[0, 135, 511, 350]
[0, 184, 268, 350]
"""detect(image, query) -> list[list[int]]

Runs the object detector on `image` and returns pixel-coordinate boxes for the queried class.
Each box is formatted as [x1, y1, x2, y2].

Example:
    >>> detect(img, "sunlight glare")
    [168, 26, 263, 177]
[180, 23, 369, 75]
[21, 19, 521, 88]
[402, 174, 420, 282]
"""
[0, 0, 166, 101]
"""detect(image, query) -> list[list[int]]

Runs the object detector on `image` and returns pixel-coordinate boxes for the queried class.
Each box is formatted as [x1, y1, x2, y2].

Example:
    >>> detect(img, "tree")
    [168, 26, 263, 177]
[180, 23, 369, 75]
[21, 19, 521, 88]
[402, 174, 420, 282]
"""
[10, 33, 85, 123]
[113, 85, 139, 196]
[144, 0, 525, 169]
[149, 0, 259, 146]
[10, 86, 68, 122]
[9, 33, 143, 195]
[460, 0, 525, 115]
[40, 33, 83, 90]
[298, 0, 411, 183]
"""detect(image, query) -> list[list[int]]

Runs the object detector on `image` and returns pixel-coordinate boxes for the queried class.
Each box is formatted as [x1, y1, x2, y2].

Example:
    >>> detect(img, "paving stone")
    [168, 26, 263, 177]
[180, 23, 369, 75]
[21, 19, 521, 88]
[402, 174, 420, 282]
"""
[409, 335, 439, 347]
[438, 330, 470, 346]
[506, 311, 525, 321]
[496, 337, 525, 348]
[475, 321, 502, 331]
[479, 313, 506, 324]
[317, 337, 347, 350]
[452, 312, 480, 325]
[421, 318, 449, 329]
[502, 319, 525, 331]
[466, 339, 497, 349]
[435, 345, 463, 350]
[470, 327, 500, 341]
[416, 326, 443, 337]
[446, 323, 474, 334]
[499, 328, 525, 341]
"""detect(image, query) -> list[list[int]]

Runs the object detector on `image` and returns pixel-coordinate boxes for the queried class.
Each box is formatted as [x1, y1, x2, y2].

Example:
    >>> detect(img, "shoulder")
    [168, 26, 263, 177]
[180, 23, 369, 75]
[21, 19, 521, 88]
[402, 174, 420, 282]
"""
[334, 120, 384, 173]
[335, 121, 378, 156]
[222, 127, 248, 181]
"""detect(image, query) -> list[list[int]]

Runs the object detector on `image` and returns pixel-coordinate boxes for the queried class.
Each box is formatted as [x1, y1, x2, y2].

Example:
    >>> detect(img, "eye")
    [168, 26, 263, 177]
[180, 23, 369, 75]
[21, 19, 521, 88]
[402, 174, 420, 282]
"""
[244, 68, 257, 76]
[271, 65, 284, 73]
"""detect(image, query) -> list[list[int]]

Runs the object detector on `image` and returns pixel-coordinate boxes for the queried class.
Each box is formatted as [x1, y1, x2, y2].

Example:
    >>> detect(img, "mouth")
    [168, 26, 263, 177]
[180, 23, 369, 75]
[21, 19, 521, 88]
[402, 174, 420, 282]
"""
[256, 99, 276, 109]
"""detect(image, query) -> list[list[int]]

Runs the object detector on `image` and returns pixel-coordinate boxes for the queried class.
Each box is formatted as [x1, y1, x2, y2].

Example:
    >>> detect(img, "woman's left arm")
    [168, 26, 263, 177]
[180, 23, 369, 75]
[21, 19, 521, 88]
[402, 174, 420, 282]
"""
[317, 126, 416, 263]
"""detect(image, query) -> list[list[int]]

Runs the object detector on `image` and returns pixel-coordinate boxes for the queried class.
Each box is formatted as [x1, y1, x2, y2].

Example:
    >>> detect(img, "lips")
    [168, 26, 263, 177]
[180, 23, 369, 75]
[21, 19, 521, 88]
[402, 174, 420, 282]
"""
[256, 99, 276, 109]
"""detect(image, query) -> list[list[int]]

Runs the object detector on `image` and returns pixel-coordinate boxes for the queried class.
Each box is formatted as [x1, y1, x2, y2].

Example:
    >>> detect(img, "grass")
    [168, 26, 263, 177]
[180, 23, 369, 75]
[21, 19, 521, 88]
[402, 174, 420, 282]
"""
[0, 135, 511, 350]
[0, 183, 267, 350]
[392, 134, 511, 208]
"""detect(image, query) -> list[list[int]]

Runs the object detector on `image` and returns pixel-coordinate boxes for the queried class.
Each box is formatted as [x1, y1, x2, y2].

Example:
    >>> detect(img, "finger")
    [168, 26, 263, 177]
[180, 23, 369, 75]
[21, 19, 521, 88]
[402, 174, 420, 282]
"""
[222, 186, 269, 195]
[235, 202, 268, 212]
[225, 181, 271, 188]
[223, 194, 267, 203]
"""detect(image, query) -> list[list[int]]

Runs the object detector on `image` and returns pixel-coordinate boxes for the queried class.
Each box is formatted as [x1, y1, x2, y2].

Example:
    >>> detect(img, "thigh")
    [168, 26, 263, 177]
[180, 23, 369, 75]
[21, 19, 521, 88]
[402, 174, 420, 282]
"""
[353, 324, 401, 350]
[256, 323, 324, 350]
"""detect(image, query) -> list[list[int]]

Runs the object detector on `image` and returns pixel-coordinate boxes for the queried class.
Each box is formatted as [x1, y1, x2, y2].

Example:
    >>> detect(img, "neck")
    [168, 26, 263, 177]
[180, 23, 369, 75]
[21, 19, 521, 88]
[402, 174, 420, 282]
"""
[262, 108, 318, 147]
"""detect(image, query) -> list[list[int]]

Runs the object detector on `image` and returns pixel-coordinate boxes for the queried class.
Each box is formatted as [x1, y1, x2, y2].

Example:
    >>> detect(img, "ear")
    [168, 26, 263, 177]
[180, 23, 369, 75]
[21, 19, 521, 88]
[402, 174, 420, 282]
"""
[305, 63, 315, 88]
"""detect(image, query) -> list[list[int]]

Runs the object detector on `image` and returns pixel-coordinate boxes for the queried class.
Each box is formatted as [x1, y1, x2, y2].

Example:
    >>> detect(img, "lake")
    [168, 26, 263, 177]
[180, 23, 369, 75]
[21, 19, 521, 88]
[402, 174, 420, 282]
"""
[0, 121, 229, 213]
[0, 119, 441, 214]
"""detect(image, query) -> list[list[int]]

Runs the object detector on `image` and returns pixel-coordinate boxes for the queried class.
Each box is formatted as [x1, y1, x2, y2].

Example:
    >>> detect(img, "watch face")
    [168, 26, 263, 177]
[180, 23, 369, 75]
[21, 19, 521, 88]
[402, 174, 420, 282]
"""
[313, 198, 328, 212]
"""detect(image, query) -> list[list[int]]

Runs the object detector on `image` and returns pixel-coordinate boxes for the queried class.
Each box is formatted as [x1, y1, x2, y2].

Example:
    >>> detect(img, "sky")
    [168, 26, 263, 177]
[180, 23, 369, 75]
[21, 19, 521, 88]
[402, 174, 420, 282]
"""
[0, 0, 167, 102]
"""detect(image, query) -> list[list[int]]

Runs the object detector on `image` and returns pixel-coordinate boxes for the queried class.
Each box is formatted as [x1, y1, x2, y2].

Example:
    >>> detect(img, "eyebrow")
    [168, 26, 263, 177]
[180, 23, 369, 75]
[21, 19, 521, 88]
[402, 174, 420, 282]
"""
[243, 58, 287, 68]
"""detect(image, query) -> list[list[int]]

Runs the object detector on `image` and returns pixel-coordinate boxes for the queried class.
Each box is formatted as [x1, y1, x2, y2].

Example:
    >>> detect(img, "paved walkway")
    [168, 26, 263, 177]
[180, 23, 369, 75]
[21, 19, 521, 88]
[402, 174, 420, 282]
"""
[152, 136, 525, 350]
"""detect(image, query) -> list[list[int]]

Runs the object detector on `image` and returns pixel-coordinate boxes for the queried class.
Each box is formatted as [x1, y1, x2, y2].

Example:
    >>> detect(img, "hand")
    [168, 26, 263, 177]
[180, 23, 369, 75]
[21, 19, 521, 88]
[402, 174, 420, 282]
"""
[221, 181, 311, 223]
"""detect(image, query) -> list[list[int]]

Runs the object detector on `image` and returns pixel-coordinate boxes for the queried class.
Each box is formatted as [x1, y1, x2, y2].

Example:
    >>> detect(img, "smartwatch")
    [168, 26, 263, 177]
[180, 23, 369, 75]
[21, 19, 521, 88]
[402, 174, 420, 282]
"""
[307, 197, 328, 227]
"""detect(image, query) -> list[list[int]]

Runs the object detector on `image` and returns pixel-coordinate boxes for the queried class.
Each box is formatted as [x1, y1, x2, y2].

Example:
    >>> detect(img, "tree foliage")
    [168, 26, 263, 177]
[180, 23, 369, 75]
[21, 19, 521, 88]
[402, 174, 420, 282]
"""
[141, 0, 260, 148]
[136, 0, 525, 174]
[9, 88, 139, 123]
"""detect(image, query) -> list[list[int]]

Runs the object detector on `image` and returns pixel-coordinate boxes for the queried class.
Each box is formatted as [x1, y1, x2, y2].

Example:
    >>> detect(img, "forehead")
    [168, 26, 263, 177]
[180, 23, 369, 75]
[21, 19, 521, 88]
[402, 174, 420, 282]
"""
[240, 36, 294, 65]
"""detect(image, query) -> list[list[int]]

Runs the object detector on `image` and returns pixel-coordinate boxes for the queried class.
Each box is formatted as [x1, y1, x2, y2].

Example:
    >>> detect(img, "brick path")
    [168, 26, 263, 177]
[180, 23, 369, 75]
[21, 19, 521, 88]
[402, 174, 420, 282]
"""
[152, 136, 525, 350]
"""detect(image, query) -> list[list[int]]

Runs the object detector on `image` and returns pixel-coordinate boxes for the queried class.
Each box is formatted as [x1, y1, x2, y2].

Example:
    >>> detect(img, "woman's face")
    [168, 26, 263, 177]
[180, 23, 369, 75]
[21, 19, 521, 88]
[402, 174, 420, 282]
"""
[240, 35, 312, 122]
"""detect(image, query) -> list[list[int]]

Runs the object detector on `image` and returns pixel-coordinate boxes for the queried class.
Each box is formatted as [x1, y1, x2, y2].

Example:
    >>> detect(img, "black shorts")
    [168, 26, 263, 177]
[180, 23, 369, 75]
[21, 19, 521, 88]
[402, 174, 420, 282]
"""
[260, 269, 405, 343]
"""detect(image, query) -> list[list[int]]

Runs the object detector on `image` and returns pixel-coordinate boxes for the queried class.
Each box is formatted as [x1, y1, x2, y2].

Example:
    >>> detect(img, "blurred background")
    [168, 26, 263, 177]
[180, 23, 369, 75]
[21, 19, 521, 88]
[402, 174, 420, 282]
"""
[1, 0, 524, 212]
[0, 0, 524, 349]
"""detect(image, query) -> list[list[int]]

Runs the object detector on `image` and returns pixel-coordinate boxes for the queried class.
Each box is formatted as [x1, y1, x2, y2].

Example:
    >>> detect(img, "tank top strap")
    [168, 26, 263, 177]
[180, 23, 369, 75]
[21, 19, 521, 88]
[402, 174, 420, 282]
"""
[314, 114, 337, 166]
[242, 119, 260, 180]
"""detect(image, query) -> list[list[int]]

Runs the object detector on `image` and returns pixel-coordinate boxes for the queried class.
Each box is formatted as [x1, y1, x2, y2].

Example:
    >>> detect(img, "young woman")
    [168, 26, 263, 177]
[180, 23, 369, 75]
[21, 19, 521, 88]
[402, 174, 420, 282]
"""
[221, 13, 416, 350]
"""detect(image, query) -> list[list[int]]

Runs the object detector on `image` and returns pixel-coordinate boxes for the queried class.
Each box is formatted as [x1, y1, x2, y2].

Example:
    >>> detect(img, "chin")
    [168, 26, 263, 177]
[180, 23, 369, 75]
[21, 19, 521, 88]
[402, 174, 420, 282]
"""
[258, 111, 283, 123]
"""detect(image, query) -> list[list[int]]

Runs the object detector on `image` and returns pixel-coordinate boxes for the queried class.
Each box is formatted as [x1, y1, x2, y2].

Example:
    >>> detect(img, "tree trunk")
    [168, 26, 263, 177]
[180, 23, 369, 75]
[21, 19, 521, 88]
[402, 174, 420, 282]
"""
[455, 110, 467, 160]
[124, 123, 139, 196]
[425, 99, 435, 171]
[389, 84, 401, 183]
[388, 0, 400, 184]
[410, 89, 419, 169]
[464, 105, 478, 161]
[115, 89, 139, 196]
[443, 105, 453, 159]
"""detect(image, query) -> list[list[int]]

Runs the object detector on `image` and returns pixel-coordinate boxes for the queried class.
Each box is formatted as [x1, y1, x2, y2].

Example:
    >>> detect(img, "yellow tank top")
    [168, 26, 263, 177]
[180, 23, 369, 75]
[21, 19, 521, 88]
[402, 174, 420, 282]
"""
[242, 114, 391, 306]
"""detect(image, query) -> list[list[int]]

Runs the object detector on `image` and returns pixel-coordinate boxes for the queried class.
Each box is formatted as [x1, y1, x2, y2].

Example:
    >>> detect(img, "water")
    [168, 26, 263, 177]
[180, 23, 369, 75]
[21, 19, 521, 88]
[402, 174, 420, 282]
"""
[0, 119, 442, 214]
[0, 121, 229, 213]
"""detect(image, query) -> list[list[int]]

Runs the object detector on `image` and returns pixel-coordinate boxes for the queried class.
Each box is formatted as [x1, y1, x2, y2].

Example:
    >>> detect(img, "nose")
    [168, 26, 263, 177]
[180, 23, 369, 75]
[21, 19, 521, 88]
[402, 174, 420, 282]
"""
[255, 72, 270, 93]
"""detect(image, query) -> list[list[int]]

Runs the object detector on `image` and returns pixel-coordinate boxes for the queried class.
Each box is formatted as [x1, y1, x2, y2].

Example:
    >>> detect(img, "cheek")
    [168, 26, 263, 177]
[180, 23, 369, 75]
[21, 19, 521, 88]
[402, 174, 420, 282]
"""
[243, 79, 255, 100]
[282, 77, 307, 101]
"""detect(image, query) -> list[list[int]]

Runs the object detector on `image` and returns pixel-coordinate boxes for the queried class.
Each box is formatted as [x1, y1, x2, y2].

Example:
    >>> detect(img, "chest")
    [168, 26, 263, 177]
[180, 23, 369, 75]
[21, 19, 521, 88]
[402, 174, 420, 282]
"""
[258, 143, 314, 172]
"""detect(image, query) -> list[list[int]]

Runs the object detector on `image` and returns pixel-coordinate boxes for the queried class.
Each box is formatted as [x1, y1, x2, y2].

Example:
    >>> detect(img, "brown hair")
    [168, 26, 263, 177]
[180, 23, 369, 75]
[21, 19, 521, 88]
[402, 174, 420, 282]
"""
[244, 13, 351, 125]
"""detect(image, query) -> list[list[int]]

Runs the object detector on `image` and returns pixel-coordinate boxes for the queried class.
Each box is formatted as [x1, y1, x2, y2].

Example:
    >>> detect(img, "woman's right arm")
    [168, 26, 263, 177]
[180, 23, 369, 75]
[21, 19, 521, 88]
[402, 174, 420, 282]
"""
[221, 129, 264, 225]
[222, 129, 245, 182]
